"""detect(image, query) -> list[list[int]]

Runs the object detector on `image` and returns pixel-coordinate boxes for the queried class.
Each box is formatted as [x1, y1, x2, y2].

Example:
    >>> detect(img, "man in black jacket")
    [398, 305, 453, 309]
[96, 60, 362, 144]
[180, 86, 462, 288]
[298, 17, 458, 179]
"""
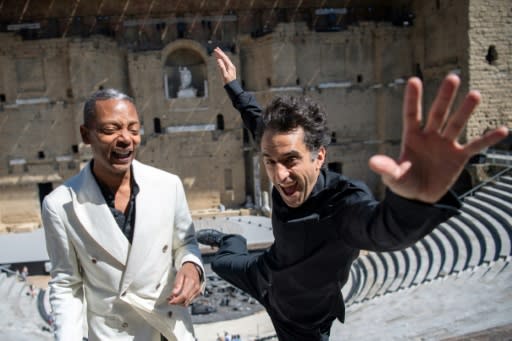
[196, 48, 508, 340]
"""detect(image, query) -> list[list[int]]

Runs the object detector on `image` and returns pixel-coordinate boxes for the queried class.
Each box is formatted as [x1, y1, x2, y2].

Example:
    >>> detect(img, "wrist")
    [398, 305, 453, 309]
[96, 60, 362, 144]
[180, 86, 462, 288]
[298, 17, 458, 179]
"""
[184, 262, 204, 282]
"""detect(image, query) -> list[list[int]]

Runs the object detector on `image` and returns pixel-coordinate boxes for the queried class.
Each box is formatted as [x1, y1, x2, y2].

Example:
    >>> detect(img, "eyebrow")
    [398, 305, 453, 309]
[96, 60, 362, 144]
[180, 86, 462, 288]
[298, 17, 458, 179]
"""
[262, 150, 301, 159]
[99, 120, 140, 125]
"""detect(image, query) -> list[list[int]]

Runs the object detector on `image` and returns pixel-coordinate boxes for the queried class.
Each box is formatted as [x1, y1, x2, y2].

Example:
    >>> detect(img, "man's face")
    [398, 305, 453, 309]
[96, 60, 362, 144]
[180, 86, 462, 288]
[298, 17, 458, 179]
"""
[261, 127, 325, 208]
[80, 99, 141, 181]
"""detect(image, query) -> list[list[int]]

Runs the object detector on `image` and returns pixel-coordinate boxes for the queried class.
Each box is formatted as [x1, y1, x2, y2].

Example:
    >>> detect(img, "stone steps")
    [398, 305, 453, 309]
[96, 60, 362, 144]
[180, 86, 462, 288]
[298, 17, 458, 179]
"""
[411, 238, 434, 285]
[382, 250, 407, 293]
[467, 195, 512, 252]
[426, 230, 450, 278]
[373, 252, 396, 296]
[500, 175, 512, 185]
[345, 174, 512, 307]
[333, 257, 512, 340]
[463, 197, 511, 258]
[0, 272, 49, 339]
[442, 219, 475, 271]
[457, 209, 496, 263]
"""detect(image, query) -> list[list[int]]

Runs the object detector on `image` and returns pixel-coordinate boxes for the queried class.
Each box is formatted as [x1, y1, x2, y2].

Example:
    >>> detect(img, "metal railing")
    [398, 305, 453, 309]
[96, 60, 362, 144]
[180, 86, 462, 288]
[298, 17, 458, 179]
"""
[459, 165, 512, 199]
[485, 149, 512, 166]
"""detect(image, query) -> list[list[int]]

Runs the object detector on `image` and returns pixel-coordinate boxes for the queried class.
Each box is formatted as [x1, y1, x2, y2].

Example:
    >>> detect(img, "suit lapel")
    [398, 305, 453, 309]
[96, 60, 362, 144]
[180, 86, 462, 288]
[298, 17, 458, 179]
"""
[70, 162, 130, 267]
[120, 160, 172, 292]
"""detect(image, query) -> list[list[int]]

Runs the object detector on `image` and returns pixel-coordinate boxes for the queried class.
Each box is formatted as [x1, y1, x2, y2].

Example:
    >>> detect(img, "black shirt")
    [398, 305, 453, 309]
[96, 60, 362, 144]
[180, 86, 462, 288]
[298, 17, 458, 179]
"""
[90, 161, 140, 243]
[224, 79, 462, 325]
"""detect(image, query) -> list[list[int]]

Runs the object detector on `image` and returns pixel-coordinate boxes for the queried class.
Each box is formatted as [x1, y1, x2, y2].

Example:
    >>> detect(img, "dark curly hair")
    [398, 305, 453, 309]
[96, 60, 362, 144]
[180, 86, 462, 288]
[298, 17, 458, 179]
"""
[258, 96, 331, 154]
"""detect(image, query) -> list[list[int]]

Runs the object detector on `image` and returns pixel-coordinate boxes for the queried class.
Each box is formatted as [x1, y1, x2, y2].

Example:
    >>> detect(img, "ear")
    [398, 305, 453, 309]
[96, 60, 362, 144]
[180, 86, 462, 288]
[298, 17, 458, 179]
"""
[316, 146, 326, 167]
[80, 125, 91, 145]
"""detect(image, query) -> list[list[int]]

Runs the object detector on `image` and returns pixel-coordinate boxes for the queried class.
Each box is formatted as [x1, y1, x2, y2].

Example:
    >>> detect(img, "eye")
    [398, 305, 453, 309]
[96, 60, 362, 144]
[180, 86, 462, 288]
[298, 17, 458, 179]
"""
[285, 156, 298, 167]
[100, 127, 118, 135]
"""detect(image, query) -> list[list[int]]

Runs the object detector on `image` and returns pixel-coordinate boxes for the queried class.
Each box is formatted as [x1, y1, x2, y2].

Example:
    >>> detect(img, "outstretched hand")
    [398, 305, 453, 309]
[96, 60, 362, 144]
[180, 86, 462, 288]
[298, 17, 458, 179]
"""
[214, 47, 237, 84]
[369, 74, 508, 203]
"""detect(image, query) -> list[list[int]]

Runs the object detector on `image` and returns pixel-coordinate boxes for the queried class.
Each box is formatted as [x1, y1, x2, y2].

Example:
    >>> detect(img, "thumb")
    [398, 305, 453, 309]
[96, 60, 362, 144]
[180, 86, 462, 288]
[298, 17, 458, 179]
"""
[368, 155, 410, 182]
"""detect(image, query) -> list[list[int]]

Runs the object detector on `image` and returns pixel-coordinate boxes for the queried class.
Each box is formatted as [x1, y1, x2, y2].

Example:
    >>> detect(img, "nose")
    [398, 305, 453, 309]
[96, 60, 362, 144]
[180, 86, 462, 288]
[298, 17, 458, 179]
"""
[275, 163, 290, 184]
[116, 128, 131, 145]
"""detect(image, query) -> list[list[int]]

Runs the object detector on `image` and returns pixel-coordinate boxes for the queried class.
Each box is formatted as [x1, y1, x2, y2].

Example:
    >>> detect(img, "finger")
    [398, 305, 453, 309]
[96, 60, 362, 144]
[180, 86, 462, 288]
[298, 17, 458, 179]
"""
[402, 77, 423, 139]
[214, 47, 232, 65]
[214, 48, 236, 83]
[424, 74, 460, 133]
[214, 49, 228, 74]
[213, 46, 225, 58]
[181, 275, 201, 299]
[463, 126, 509, 155]
[169, 282, 198, 306]
[171, 272, 184, 296]
[215, 58, 228, 78]
[368, 155, 404, 181]
[168, 293, 186, 306]
[214, 47, 234, 71]
[442, 90, 481, 140]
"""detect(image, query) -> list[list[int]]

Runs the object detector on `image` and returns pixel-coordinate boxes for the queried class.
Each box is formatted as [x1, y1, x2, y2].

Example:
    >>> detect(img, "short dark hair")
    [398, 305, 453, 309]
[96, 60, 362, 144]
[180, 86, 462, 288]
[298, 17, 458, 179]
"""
[259, 96, 330, 152]
[83, 88, 134, 127]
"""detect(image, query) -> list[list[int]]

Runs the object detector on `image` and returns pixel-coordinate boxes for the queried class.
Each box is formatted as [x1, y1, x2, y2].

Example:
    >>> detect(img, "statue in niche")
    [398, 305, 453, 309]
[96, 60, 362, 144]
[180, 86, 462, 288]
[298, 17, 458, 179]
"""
[177, 66, 197, 98]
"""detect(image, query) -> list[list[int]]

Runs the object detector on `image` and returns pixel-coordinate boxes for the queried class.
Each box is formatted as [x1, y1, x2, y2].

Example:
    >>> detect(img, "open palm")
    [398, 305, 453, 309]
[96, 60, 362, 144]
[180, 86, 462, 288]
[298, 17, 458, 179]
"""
[369, 74, 508, 203]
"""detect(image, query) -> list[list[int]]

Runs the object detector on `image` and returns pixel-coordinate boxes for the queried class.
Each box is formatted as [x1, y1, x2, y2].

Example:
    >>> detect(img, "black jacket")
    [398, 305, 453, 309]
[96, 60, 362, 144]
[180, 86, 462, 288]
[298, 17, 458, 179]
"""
[225, 80, 461, 327]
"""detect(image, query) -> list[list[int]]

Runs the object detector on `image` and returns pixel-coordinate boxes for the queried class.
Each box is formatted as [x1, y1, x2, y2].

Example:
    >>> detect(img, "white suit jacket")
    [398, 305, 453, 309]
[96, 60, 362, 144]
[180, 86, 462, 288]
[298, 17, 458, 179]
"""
[42, 160, 204, 341]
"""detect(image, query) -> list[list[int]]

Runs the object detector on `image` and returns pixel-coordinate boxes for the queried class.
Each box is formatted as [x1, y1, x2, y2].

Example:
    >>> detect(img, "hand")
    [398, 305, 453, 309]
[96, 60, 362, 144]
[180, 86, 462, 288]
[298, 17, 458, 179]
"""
[214, 47, 237, 84]
[369, 74, 508, 203]
[168, 262, 202, 306]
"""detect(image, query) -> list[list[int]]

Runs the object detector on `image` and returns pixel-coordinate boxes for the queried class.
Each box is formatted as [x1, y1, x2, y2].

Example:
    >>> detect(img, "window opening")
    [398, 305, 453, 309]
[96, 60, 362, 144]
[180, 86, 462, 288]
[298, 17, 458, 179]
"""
[154, 118, 162, 134]
[217, 114, 225, 131]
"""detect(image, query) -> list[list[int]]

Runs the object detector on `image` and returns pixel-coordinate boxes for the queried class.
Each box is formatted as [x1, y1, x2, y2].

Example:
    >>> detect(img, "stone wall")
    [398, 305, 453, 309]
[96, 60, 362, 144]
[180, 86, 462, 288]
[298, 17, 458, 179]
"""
[239, 21, 413, 197]
[410, 0, 511, 141]
[467, 0, 512, 138]
[0, 0, 510, 232]
[0, 184, 44, 233]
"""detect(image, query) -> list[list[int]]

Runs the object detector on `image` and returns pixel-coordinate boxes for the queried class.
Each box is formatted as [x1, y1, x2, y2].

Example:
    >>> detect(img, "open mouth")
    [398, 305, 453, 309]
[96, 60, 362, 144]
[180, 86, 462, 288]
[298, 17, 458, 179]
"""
[112, 150, 132, 162]
[280, 183, 298, 196]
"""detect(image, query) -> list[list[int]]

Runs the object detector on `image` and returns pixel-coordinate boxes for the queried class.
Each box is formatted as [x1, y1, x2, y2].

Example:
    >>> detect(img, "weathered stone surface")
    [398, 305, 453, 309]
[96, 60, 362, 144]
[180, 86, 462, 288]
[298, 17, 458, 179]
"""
[0, 0, 509, 232]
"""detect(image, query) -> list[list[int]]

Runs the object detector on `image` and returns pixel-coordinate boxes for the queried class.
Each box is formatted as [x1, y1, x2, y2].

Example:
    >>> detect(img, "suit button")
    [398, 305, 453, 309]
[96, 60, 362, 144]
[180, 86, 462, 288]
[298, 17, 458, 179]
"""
[155, 283, 161, 290]
[121, 291, 127, 297]
[91, 258, 97, 264]
[122, 322, 128, 328]
[162, 245, 168, 253]
[167, 311, 173, 318]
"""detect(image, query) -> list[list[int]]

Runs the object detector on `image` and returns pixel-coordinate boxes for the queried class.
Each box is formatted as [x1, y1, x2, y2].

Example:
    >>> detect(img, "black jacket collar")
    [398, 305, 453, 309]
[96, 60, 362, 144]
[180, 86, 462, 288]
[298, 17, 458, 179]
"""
[272, 169, 348, 221]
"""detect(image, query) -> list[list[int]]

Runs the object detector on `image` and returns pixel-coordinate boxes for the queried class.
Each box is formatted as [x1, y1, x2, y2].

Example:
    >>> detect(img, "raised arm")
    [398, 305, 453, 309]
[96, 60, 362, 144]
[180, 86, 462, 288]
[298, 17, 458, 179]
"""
[214, 47, 264, 140]
[369, 74, 508, 203]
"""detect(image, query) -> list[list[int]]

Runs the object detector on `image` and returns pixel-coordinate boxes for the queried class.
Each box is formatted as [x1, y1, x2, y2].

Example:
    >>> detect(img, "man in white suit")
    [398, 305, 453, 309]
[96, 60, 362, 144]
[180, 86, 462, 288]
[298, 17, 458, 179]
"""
[42, 89, 204, 341]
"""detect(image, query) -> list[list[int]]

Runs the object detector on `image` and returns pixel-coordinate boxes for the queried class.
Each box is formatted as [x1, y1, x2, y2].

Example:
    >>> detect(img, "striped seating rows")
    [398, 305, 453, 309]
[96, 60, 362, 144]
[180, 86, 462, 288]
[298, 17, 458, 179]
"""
[343, 171, 512, 306]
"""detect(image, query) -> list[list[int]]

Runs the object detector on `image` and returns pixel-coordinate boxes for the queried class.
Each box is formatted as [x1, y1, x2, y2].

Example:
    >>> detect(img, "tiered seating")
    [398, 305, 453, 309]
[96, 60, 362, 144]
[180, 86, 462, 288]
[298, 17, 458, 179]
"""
[373, 252, 395, 295]
[333, 256, 512, 340]
[383, 250, 407, 293]
[344, 168, 512, 306]
[0, 271, 50, 339]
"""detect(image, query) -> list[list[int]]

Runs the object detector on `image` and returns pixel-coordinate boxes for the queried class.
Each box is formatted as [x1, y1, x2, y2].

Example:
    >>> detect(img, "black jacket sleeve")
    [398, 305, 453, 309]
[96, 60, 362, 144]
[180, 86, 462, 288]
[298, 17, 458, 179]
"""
[224, 80, 265, 141]
[224, 80, 461, 252]
[337, 181, 461, 252]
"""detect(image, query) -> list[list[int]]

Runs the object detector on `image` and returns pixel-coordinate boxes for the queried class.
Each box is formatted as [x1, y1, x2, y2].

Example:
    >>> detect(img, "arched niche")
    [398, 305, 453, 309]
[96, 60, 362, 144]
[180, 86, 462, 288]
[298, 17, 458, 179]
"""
[163, 41, 208, 99]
